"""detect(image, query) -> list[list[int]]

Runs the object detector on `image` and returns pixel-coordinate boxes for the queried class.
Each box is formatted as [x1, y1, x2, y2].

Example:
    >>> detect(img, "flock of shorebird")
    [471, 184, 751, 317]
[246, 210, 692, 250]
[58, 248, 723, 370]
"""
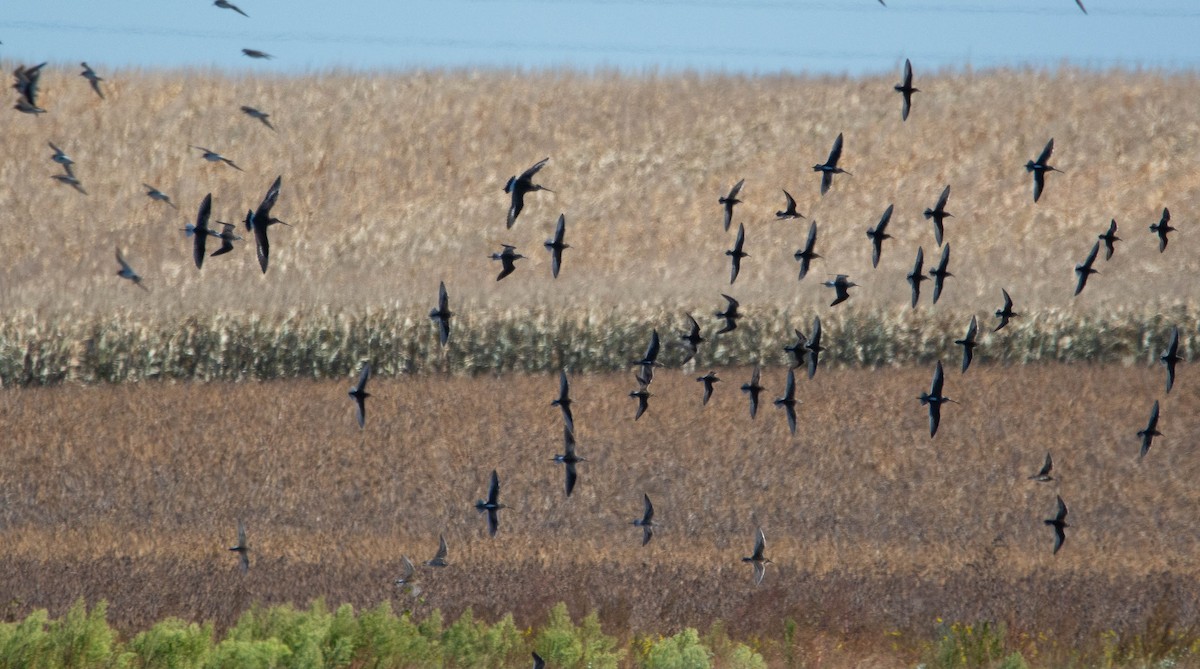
[7, 1, 1171, 596]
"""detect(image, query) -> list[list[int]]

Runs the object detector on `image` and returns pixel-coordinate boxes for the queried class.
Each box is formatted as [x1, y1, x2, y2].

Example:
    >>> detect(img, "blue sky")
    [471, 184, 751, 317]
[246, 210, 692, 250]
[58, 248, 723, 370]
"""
[1, 1, 1198, 76]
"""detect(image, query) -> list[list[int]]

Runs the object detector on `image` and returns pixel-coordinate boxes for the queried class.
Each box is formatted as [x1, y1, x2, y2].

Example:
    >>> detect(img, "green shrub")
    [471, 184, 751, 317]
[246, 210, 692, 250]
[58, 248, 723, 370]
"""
[442, 609, 523, 669]
[928, 620, 1008, 669]
[532, 603, 622, 669]
[204, 638, 290, 669]
[129, 618, 213, 669]
[641, 628, 711, 669]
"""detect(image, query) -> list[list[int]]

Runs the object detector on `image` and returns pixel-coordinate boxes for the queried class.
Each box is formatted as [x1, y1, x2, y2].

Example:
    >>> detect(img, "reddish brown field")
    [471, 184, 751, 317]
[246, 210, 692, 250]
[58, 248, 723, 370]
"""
[2, 363, 1199, 660]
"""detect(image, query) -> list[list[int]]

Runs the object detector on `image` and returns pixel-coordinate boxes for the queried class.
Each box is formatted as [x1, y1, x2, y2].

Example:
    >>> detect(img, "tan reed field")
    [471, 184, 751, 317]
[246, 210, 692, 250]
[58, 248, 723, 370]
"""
[2, 364, 1200, 664]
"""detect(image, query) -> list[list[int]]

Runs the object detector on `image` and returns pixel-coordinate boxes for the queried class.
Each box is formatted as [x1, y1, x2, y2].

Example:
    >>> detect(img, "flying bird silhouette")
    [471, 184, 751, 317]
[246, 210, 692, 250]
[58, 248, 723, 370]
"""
[793, 220, 821, 280]
[189, 145, 244, 171]
[475, 470, 507, 537]
[1026, 138, 1063, 203]
[727, 223, 749, 284]
[430, 281, 452, 346]
[215, 0, 249, 16]
[775, 189, 804, 219]
[955, 315, 978, 373]
[805, 316, 825, 379]
[924, 185, 952, 246]
[813, 132, 850, 195]
[1073, 241, 1100, 296]
[240, 105, 275, 130]
[679, 313, 705, 365]
[823, 274, 858, 307]
[80, 62, 104, 99]
[490, 244, 525, 280]
[210, 222, 243, 257]
[629, 383, 652, 421]
[867, 204, 894, 268]
[719, 178, 744, 231]
[115, 247, 149, 291]
[348, 363, 371, 429]
[544, 213, 570, 278]
[142, 183, 177, 208]
[784, 329, 808, 370]
[1150, 208, 1174, 252]
[630, 329, 662, 374]
[13, 62, 47, 114]
[1138, 400, 1161, 461]
[246, 175, 288, 273]
[1075, 0, 1087, 15]
[906, 246, 928, 309]
[1160, 326, 1181, 393]
[552, 370, 574, 435]
[715, 294, 740, 334]
[1044, 496, 1069, 555]
[632, 494, 655, 546]
[505, 158, 552, 229]
[229, 519, 249, 572]
[1029, 452, 1054, 482]
[741, 366, 764, 419]
[774, 368, 799, 435]
[242, 48, 273, 59]
[1098, 219, 1120, 260]
[51, 172, 87, 195]
[742, 528, 771, 585]
[994, 289, 1019, 332]
[929, 244, 953, 303]
[394, 555, 415, 588]
[918, 360, 955, 437]
[182, 193, 213, 269]
[424, 534, 449, 567]
[697, 371, 719, 406]
[48, 142, 74, 169]
[553, 425, 586, 497]
[895, 58, 918, 121]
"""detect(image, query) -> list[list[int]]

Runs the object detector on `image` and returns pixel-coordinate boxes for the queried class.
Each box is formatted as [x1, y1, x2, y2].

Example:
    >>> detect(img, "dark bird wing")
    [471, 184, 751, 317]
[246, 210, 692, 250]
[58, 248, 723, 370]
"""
[433, 534, 448, 562]
[932, 244, 950, 303]
[1036, 138, 1055, 165]
[1075, 0, 1087, 13]
[550, 214, 566, 278]
[1032, 170, 1045, 203]
[1163, 326, 1179, 393]
[354, 363, 371, 394]
[564, 461, 578, 497]
[487, 469, 501, 506]
[254, 175, 282, 224]
[533, 652, 546, 669]
[957, 315, 977, 373]
[930, 360, 945, 398]
[643, 494, 654, 524]
[193, 193, 212, 269]
[827, 133, 844, 167]
[644, 329, 661, 364]
[507, 189, 525, 229]
[907, 246, 925, 308]
[438, 282, 451, 344]
[799, 220, 818, 280]
[519, 157, 549, 181]
[935, 184, 951, 213]
[1036, 452, 1053, 478]
[254, 222, 271, 274]
[753, 528, 766, 560]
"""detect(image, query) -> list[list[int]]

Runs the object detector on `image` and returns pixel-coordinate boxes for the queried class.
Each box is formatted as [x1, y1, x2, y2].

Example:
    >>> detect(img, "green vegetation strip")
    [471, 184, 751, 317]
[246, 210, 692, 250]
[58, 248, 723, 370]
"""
[0, 306, 1192, 386]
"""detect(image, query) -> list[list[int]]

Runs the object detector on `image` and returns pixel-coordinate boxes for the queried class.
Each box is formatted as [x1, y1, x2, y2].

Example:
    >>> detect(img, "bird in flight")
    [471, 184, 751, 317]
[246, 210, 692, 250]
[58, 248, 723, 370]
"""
[823, 274, 858, 307]
[719, 179, 744, 231]
[1137, 400, 1162, 461]
[929, 244, 953, 303]
[490, 244, 525, 281]
[805, 316, 824, 380]
[994, 289, 1019, 332]
[1044, 496, 1069, 555]
[240, 105, 275, 130]
[894, 58, 918, 121]
[679, 313, 704, 365]
[242, 48, 273, 59]
[715, 294, 740, 334]
[1025, 138, 1063, 203]
[13, 62, 47, 114]
[504, 158, 552, 229]
[793, 220, 821, 281]
[629, 383, 652, 421]
[954, 315, 978, 373]
[924, 185, 952, 247]
[215, 0, 249, 17]
[210, 222, 243, 257]
[48, 142, 74, 170]
[394, 555, 415, 589]
[727, 223, 749, 284]
[1160, 326, 1181, 393]
[430, 281, 452, 346]
[182, 193, 213, 269]
[775, 189, 804, 220]
[551, 369, 575, 436]
[51, 172, 87, 195]
[1029, 452, 1054, 482]
[1073, 241, 1100, 296]
[1150, 208, 1174, 253]
[906, 246, 927, 309]
[1075, 0, 1087, 14]
[917, 360, 955, 437]
[189, 145, 244, 171]
[741, 366, 764, 419]
[347, 363, 371, 429]
[697, 371, 719, 406]
[142, 183, 177, 208]
[742, 527, 771, 585]
[866, 204, 894, 269]
[424, 534, 449, 567]
[632, 494, 655, 546]
[115, 247, 149, 291]
[543, 213, 570, 278]
[80, 62, 104, 99]
[553, 425, 586, 497]
[773, 368, 799, 435]
[813, 132, 850, 195]
[784, 329, 808, 370]
[1098, 219, 1120, 260]
[246, 175, 289, 273]
[229, 519, 250, 572]
[475, 470, 507, 537]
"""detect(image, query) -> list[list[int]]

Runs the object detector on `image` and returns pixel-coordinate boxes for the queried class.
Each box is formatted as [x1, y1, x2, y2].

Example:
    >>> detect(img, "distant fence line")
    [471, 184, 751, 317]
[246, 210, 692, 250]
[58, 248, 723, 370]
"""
[0, 306, 1191, 386]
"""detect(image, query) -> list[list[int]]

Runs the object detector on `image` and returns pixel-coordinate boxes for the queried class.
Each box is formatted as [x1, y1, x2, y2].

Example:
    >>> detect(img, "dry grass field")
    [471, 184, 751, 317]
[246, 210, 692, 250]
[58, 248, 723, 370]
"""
[4, 65, 1200, 665]
[3, 364, 1200, 664]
